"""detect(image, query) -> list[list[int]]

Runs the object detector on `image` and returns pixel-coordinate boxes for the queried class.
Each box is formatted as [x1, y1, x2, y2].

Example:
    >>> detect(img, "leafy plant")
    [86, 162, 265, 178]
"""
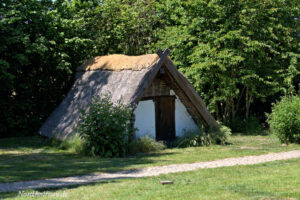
[176, 129, 212, 148]
[209, 125, 232, 145]
[175, 124, 232, 148]
[267, 96, 300, 144]
[128, 136, 166, 155]
[76, 95, 135, 157]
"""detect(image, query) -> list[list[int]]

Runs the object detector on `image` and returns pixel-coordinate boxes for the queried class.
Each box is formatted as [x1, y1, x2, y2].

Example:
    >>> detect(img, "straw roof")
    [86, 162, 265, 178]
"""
[39, 68, 153, 139]
[77, 54, 159, 71]
[40, 52, 164, 139]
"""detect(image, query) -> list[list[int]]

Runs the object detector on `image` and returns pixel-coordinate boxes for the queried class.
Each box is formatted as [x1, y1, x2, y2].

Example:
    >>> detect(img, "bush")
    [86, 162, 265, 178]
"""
[128, 136, 166, 154]
[175, 125, 231, 148]
[267, 95, 300, 144]
[76, 96, 135, 157]
[176, 129, 212, 147]
[209, 125, 232, 145]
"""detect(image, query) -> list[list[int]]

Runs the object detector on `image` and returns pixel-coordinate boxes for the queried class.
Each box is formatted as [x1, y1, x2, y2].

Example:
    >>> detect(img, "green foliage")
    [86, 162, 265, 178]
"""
[77, 96, 135, 157]
[51, 134, 86, 154]
[155, 0, 300, 123]
[128, 136, 166, 155]
[0, 0, 94, 137]
[267, 95, 300, 144]
[1, 0, 299, 138]
[209, 125, 232, 145]
[176, 129, 212, 147]
[228, 116, 263, 135]
[0, 0, 161, 137]
[176, 125, 232, 147]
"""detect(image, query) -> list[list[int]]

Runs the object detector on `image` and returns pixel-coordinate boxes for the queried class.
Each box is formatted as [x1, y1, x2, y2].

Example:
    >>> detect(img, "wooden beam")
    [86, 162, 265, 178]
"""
[141, 95, 176, 101]
[163, 57, 220, 130]
[163, 67, 207, 126]
[131, 49, 170, 105]
[156, 48, 163, 55]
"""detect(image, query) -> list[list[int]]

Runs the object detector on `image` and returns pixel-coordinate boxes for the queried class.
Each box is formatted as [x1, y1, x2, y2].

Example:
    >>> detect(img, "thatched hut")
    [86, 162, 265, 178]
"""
[39, 49, 219, 141]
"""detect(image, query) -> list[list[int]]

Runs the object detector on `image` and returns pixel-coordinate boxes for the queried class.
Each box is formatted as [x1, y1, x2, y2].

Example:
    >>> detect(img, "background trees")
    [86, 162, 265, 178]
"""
[0, 0, 93, 137]
[156, 0, 300, 124]
[0, 0, 299, 137]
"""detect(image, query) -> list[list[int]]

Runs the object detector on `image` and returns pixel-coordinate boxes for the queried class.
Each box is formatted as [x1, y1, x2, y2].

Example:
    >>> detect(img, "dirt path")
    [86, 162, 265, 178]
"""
[1, 150, 300, 193]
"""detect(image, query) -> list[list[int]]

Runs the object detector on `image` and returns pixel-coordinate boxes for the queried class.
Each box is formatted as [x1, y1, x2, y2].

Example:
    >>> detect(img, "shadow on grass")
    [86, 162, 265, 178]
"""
[0, 136, 54, 150]
[226, 183, 276, 198]
[0, 192, 17, 199]
[0, 180, 122, 199]
[0, 150, 176, 183]
[231, 130, 270, 136]
[36, 179, 121, 192]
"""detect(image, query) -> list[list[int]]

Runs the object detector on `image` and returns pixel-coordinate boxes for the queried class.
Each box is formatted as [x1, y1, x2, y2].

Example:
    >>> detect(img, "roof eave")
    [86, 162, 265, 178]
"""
[161, 56, 220, 130]
[130, 49, 170, 105]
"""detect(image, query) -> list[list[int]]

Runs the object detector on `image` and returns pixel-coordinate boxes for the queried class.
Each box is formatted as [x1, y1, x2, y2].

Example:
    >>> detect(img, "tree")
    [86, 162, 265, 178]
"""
[155, 0, 300, 123]
[0, 0, 93, 137]
[1, 0, 298, 137]
[0, 0, 161, 137]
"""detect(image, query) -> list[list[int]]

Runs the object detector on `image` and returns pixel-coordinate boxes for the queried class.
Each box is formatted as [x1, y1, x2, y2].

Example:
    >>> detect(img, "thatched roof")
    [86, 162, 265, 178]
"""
[77, 54, 159, 71]
[39, 50, 219, 139]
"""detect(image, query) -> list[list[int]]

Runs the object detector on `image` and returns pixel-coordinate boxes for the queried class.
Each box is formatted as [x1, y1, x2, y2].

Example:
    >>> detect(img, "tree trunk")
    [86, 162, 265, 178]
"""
[245, 87, 252, 119]
[215, 101, 220, 121]
[229, 97, 235, 121]
[224, 100, 230, 123]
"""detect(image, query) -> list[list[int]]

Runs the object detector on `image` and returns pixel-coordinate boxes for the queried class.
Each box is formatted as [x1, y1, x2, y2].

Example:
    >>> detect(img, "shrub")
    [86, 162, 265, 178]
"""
[76, 95, 135, 157]
[209, 125, 232, 145]
[128, 136, 166, 155]
[267, 95, 300, 144]
[176, 129, 211, 147]
[175, 124, 231, 148]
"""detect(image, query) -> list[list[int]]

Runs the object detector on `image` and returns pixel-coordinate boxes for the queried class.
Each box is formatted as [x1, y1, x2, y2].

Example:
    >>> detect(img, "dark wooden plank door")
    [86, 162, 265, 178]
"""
[155, 96, 175, 141]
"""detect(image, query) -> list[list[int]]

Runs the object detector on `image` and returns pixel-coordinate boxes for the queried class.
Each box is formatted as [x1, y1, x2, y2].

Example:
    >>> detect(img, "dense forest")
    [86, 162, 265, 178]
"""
[0, 0, 299, 137]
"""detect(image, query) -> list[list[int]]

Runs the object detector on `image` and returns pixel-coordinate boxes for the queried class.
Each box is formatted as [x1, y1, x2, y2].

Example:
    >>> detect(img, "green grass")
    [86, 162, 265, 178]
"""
[2, 159, 300, 200]
[0, 134, 299, 183]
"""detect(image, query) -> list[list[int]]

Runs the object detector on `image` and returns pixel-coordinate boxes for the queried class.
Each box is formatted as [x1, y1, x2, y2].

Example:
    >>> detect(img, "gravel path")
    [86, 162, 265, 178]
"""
[1, 150, 299, 193]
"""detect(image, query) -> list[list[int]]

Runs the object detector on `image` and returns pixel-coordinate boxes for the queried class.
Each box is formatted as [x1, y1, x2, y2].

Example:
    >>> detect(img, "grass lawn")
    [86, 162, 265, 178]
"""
[1, 159, 300, 200]
[0, 134, 299, 183]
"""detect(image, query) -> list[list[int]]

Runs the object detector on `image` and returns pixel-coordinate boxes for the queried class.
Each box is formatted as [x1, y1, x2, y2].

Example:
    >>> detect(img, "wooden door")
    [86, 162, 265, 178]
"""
[155, 96, 175, 141]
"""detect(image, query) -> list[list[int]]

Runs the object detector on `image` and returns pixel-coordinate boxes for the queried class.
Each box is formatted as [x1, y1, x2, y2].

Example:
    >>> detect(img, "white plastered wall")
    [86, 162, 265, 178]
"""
[133, 100, 156, 138]
[133, 91, 200, 139]
[171, 90, 199, 137]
